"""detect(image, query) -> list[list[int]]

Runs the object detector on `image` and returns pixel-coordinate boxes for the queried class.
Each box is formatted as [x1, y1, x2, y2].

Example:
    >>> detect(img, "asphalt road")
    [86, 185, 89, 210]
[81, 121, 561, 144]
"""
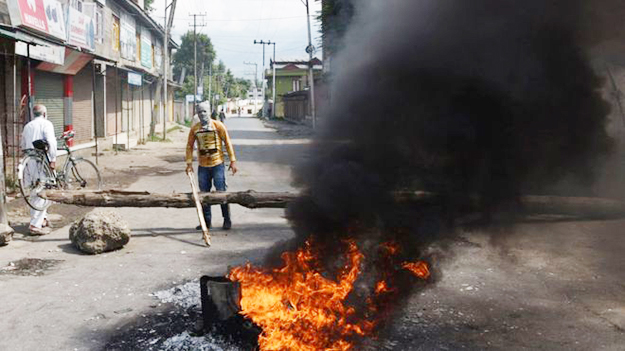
[1, 115, 624, 351]
[0, 115, 309, 351]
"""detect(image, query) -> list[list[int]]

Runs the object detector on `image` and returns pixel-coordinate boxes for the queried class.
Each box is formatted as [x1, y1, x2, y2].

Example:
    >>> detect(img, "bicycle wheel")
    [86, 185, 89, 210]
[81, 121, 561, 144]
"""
[62, 159, 102, 191]
[18, 155, 55, 211]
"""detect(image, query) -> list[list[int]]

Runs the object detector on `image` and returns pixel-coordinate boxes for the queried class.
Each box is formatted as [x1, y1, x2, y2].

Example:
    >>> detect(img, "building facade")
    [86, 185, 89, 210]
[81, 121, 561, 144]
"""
[265, 58, 322, 119]
[0, 0, 178, 183]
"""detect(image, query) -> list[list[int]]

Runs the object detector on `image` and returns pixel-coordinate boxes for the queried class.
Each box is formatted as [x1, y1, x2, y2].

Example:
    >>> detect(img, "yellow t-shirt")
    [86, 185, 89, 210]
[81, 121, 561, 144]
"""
[185, 120, 236, 167]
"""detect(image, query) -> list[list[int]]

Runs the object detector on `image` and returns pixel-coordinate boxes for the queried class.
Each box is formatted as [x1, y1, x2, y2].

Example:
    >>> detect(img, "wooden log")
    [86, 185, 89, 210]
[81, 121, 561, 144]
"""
[38, 189, 625, 219]
[38, 189, 300, 209]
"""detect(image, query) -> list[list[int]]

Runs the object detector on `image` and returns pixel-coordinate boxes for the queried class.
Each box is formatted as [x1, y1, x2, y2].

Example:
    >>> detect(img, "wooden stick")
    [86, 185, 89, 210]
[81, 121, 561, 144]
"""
[187, 171, 211, 247]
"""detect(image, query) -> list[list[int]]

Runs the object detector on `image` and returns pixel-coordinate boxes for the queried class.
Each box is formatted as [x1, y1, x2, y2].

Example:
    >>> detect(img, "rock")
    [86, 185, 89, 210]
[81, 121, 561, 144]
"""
[69, 210, 130, 254]
[0, 223, 14, 246]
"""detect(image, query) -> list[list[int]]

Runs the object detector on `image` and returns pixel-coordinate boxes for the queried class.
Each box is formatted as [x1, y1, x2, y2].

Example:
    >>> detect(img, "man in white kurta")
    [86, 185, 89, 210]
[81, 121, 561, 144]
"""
[21, 105, 57, 235]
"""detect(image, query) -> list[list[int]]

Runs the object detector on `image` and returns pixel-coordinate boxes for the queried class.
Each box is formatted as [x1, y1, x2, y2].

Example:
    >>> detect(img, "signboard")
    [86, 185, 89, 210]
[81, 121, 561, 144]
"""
[15, 0, 47, 33]
[140, 28, 152, 69]
[128, 71, 142, 86]
[8, 0, 66, 40]
[42, 0, 65, 40]
[15, 41, 65, 65]
[186, 94, 201, 102]
[120, 12, 136, 60]
[154, 43, 162, 70]
[67, 7, 95, 51]
[197, 86, 203, 95]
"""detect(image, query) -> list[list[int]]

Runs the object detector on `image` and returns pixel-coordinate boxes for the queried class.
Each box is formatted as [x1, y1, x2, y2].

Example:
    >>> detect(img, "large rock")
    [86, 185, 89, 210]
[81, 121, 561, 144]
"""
[0, 224, 14, 246]
[69, 210, 130, 254]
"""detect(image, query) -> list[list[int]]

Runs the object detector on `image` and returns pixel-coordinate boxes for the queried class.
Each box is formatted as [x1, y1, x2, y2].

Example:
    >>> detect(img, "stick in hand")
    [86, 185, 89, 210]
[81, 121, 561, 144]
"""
[187, 170, 211, 247]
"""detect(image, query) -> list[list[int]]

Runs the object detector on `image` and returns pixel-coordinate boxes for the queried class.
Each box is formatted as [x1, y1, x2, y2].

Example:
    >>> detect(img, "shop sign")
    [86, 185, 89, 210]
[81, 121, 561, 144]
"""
[140, 28, 152, 69]
[15, 40, 65, 65]
[43, 0, 65, 40]
[128, 71, 142, 86]
[8, 0, 66, 40]
[120, 12, 136, 61]
[66, 7, 95, 51]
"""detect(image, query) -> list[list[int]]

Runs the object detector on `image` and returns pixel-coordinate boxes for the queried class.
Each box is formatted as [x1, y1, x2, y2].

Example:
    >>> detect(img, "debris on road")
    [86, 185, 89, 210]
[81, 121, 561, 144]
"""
[69, 210, 131, 254]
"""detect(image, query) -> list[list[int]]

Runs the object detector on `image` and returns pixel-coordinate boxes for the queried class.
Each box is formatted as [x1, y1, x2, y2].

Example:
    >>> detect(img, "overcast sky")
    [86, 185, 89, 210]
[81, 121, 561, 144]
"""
[150, 0, 323, 82]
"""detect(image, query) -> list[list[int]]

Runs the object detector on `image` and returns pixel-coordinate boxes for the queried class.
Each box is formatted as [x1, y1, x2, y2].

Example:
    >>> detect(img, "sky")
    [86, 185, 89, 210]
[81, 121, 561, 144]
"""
[150, 0, 323, 82]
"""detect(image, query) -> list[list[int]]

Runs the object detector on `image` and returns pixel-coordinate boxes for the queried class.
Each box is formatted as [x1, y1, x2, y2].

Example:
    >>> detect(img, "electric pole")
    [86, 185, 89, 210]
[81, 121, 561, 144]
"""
[243, 61, 258, 114]
[254, 40, 275, 118]
[189, 13, 207, 116]
[301, 0, 317, 128]
[163, 0, 177, 140]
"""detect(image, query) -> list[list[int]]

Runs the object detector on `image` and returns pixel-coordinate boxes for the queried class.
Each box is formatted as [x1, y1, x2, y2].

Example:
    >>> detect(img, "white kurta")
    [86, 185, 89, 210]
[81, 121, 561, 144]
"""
[21, 116, 57, 228]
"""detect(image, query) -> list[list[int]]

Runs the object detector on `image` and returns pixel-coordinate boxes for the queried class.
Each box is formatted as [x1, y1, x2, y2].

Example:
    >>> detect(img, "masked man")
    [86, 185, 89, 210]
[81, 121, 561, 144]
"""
[186, 102, 238, 230]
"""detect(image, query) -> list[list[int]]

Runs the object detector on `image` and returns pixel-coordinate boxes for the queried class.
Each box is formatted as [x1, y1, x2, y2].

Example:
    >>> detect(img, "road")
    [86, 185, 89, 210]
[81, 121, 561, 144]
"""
[1, 115, 624, 351]
[0, 116, 311, 351]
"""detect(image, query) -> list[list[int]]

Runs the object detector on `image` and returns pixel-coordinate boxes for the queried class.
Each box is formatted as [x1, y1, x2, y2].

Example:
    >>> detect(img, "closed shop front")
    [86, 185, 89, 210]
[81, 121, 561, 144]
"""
[73, 64, 94, 144]
[34, 71, 64, 136]
[106, 66, 121, 136]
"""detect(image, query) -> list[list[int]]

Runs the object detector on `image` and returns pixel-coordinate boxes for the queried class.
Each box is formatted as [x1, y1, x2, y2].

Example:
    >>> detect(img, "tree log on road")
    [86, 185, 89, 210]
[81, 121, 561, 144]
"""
[38, 189, 625, 219]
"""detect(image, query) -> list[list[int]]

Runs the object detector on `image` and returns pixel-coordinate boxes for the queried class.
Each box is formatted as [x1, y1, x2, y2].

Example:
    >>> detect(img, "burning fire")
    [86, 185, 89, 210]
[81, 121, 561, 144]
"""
[227, 239, 430, 350]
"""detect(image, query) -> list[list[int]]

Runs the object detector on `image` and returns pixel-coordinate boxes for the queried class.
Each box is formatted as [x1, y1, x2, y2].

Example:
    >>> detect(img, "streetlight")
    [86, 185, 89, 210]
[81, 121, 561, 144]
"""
[299, 0, 316, 129]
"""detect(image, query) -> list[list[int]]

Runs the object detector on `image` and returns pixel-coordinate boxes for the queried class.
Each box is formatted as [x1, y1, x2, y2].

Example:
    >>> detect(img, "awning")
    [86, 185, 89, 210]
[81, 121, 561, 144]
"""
[36, 48, 93, 75]
[0, 27, 55, 47]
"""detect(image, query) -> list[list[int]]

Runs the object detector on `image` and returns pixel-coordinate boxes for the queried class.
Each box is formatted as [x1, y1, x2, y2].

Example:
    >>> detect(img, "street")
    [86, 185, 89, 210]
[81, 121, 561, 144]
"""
[0, 116, 311, 351]
[1, 116, 624, 351]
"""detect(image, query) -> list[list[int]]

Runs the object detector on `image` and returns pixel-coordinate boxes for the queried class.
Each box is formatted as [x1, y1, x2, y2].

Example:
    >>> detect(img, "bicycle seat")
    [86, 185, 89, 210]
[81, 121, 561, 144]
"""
[32, 139, 49, 151]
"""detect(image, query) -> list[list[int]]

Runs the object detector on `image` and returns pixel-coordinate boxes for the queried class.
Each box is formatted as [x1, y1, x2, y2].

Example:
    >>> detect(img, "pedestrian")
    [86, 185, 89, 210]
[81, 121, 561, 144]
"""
[211, 109, 217, 121]
[219, 109, 226, 123]
[21, 105, 57, 235]
[185, 102, 238, 230]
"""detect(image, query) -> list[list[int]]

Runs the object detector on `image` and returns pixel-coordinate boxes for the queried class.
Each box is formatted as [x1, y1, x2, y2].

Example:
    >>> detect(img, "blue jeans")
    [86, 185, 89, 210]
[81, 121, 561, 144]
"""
[197, 163, 230, 224]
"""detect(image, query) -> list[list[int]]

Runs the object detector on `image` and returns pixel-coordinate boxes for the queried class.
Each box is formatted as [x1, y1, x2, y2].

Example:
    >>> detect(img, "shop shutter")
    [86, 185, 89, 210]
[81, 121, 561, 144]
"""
[73, 64, 94, 144]
[106, 67, 121, 136]
[34, 71, 64, 137]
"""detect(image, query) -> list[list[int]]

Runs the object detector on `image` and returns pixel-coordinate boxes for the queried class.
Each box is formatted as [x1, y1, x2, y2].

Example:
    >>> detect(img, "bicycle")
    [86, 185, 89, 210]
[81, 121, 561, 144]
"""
[18, 130, 102, 211]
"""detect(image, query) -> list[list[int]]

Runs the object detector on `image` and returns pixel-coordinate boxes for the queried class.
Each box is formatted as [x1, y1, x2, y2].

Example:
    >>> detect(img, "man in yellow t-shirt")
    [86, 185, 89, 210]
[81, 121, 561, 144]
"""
[185, 102, 238, 229]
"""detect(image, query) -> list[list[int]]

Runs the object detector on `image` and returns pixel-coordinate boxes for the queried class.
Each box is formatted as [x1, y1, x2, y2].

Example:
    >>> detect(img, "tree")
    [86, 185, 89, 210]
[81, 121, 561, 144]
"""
[144, 0, 155, 12]
[172, 31, 216, 98]
[317, 0, 354, 56]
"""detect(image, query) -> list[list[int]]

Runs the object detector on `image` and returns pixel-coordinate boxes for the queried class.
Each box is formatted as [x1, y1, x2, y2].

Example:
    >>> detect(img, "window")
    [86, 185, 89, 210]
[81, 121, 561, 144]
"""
[95, 6, 104, 43]
[292, 79, 301, 92]
[112, 15, 120, 52]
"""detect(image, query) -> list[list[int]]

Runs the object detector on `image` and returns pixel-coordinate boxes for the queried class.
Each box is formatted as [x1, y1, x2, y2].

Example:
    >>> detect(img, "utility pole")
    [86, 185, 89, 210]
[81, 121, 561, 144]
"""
[163, 0, 178, 140]
[254, 40, 275, 118]
[301, 0, 317, 128]
[270, 42, 276, 119]
[243, 61, 258, 114]
[189, 13, 207, 116]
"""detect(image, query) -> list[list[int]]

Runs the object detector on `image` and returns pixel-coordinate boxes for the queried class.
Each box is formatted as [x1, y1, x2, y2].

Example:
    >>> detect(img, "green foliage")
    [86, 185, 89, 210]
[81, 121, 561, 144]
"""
[172, 32, 251, 105]
[317, 0, 354, 55]
[144, 0, 155, 12]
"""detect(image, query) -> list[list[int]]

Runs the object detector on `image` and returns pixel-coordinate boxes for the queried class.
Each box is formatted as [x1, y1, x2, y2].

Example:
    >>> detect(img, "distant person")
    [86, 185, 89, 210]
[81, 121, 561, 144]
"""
[238, 107, 241, 117]
[211, 109, 218, 121]
[185, 102, 238, 230]
[219, 109, 226, 123]
[21, 105, 56, 235]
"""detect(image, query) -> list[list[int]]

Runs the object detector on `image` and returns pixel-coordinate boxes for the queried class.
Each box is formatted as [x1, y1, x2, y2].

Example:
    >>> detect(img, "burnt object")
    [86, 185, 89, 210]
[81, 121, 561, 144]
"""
[199, 276, 261, 347]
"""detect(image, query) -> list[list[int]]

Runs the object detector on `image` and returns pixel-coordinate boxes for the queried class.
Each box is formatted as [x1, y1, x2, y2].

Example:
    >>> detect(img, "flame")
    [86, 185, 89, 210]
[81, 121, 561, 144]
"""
[227, 239, 430, 350]
[402, 261, 431, 279]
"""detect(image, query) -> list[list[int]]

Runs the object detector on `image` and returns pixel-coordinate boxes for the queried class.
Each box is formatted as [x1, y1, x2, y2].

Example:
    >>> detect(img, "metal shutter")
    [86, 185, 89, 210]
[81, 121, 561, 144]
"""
[34, 71, 64, 137]
[73, 64, 94, 143]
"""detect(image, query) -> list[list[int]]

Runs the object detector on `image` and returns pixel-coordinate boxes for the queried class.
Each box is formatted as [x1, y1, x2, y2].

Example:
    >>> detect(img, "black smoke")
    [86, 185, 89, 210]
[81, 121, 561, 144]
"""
[271, 0, 617, 332]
